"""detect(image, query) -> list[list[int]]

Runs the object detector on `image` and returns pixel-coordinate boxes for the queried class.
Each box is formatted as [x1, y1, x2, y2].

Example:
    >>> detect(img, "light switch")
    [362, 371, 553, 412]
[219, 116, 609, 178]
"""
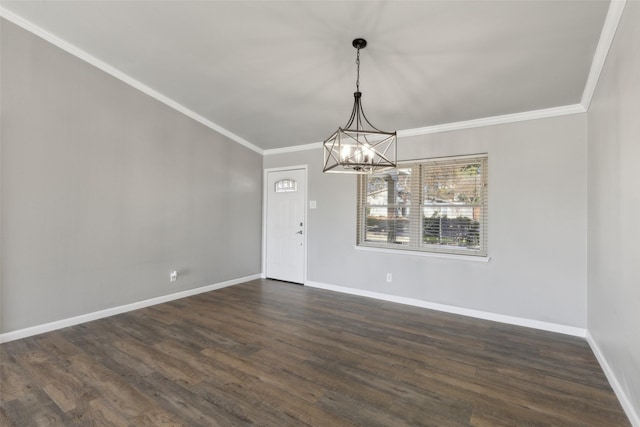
[309, 200, 317, 209]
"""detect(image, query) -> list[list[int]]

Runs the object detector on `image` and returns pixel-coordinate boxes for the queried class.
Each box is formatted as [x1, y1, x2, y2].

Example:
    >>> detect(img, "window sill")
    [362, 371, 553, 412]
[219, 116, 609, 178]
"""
[354, 245, 491, 262]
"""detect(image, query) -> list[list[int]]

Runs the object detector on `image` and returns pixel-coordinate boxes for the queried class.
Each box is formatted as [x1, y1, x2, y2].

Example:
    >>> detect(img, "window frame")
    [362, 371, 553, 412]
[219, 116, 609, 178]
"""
[357, 154, 488, 257]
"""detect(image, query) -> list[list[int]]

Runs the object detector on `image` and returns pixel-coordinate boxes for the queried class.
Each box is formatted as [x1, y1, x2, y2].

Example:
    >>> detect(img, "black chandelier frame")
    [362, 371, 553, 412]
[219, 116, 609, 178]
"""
[323, 38, 397, 174]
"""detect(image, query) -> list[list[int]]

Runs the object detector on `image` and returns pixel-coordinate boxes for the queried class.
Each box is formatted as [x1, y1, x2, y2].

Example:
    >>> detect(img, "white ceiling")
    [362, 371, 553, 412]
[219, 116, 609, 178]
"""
[1, 1, 611, 151]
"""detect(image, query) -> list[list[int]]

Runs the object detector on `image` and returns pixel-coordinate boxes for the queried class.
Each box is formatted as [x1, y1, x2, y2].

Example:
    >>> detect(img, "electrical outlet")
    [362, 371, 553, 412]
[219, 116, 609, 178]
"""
[386, 273, 392, 283]
[170, 270, 178, 282]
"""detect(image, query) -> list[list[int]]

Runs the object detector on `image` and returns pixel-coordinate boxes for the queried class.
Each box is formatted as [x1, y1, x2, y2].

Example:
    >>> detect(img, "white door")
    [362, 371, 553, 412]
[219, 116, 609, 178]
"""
[265, 168, 306, 284]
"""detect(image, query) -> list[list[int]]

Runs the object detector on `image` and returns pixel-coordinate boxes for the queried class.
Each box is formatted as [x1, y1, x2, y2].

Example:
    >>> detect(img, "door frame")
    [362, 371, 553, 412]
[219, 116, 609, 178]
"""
[262, 165, 308, 284]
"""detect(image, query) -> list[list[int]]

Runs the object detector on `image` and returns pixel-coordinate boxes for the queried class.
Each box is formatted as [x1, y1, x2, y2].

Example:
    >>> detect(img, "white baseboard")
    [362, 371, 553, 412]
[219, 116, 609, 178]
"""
[586, 332, 640, 427]
[0, 274, 262, 344]
[304, 281, 586, 337]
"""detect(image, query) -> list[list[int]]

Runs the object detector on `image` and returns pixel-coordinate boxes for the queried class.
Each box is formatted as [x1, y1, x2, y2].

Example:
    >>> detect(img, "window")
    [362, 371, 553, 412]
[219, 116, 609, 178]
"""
[274, 179, 297, 193]
[357, 155, 488, 256]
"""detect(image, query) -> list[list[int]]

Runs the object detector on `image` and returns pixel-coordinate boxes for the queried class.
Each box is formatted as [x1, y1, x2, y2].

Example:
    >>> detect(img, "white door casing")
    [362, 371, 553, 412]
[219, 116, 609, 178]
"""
[264, 167, 306, 284]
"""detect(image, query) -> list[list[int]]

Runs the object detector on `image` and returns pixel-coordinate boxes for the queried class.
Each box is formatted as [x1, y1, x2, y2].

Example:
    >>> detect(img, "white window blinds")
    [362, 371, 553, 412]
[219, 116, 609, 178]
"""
[357, 155, 488, 256]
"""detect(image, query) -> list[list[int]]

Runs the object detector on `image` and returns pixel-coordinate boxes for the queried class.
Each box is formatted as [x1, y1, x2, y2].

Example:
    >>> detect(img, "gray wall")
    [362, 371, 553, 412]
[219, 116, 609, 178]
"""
[0, 19, 263, 333]
[265, 113, 588, 327]
[2, 5, 637, 419]
[587, 1, 640, 420]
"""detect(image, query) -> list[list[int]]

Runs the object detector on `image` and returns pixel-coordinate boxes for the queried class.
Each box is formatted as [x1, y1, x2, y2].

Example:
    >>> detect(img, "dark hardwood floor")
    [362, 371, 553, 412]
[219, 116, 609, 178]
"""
[0, 279, 630, 426]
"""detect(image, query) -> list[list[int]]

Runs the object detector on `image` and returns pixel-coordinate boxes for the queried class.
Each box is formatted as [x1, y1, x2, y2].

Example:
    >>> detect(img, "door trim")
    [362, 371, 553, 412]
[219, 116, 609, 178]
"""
[262, 165, 308, 284]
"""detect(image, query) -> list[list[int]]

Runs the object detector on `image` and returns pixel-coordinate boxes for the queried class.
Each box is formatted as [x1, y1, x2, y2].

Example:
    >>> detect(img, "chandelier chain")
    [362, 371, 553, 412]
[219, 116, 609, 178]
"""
[356, 48, 360, 92]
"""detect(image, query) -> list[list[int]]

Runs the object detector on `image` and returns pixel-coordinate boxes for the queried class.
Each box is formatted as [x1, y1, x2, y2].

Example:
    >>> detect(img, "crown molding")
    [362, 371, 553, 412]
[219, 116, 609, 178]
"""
[581, 0, 627, 110]
[263, 105, 586, 155]
[0, 7, 264, 155]
[398, 104, 586, 138]
[263, 142, 323, 156]
[2, 2, 623, 156]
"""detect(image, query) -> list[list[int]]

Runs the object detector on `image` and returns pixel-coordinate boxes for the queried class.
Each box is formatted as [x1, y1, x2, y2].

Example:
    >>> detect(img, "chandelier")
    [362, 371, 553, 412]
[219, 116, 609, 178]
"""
[323, 38, 397, 174]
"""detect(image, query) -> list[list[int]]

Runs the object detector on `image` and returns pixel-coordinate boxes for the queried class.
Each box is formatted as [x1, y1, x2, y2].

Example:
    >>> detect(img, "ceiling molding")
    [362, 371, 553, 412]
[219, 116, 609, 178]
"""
[581, 0, 627, 110]
[0, 7, 264, 155]
[1, 3, 616, 155]
[264, 104, 587, 155]
[398, 104, 586, 138]
[263, 142, 323, 156]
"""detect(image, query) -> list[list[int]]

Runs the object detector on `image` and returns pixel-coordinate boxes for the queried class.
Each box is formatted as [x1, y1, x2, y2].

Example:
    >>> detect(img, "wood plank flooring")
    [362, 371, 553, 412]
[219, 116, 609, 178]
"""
[0, 279, 631, 426]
